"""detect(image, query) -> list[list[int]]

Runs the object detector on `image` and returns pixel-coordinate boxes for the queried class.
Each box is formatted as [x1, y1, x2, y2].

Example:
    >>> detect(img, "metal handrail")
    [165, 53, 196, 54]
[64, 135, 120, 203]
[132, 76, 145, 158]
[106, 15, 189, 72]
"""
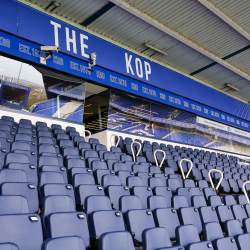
[131, 141, 142, 162]
[153, 149, 166, 168]
[208, 169, 223, 190]
[179, 159, 194, 180]
[110, 134, 120, 147]
[84, 130, 91, 142]
[243, 181, 250, 204]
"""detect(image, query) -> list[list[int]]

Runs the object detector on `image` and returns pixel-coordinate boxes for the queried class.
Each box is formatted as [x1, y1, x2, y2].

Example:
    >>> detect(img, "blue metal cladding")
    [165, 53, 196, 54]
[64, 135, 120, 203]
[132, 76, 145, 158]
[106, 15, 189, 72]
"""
[0, 0, 250, 125]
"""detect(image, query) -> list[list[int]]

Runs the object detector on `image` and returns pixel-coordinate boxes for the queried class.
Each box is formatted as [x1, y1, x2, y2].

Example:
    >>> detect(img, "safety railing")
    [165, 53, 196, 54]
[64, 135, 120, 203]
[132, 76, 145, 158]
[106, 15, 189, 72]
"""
[84, 130, 91, 142]
[153, 149, 166, 168]
[110, 134, 120, 147]
[179, 159, 194, 180]
[243, 181, 250, 204]
[131, 141, 142, 162]
[208, 169, 223, 191]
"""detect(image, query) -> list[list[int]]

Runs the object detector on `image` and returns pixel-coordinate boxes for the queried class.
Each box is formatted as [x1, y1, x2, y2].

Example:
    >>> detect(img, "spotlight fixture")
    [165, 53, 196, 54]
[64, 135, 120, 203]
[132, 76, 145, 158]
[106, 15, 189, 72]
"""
[144, 42, 168, 56]
[225, 83, 239, 91]
[88, 53, 97, 71]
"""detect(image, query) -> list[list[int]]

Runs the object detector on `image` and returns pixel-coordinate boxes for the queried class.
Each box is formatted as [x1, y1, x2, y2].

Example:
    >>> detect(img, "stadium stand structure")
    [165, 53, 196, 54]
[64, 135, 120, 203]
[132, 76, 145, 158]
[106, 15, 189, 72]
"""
[0, 113, 249, 249]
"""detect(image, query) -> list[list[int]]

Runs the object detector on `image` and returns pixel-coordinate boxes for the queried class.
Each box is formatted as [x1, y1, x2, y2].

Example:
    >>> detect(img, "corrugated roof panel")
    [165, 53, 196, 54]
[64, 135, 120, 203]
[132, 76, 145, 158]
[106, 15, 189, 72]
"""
[29, 0, 109, 23]
[124, 0, 250, 58]
[209, 0, 250, 34]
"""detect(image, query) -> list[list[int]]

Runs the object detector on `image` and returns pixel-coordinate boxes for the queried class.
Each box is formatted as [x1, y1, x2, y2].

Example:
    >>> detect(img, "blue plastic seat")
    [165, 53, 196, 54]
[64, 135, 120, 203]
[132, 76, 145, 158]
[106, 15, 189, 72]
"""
[137, 172, 152, 186]
[39, 171, 65, 188]
[95, 169, 115, 185]
[225, 219, 243, 237]
[39, 144, 59, 155]
[176, 225, 202, 248]
[0, 182, 39, 213]
[166, 179, 182, 194]
[38, 156, 60, 169]
[38, 137, 56, 145]
[7, 162, 37, 184]
[107, 185, 130, 210]
[191, 195, 207, 207]
[73, 173, 95, 188]
[0, 195, 29, 214]
[203, 222, 238, 250]
[127, 176, 144, 188]
[0, 169, 28, 184]
[147, 195, 167, 211]
[13, 149, 37, 167]
[0, 214, 42, 250]
[46, 210, 90, 248]
[183, 179, 195, 188]
[153, 187, 172, 207]
[73, 136, 85, 147]
[143, 227, 184, 250]
[208, 195, 222, 206]
[89, 210, 126, 247]
[99, 231, 135, 250]
[223, 195, 236, 206]
[66, 158, 86, 170]
[40, 183, 75, 202]
[237, 195, 248, 205]
[199, 206, 219, 224]
[40, 166, 67, 183]
[126, 209, 155, 244]
[42, 236, 85, 250]
[119, 195, 142, 214]
[92, 160, 107, 171]
[203, 187, 217, 201]
[171, 195, 189, 209]
[132, 186, 153, 209]
[85, 195, 112, 216]
[41, 195, 75, 236]
[75, 184, 105, 207]
[178, 207, 202, 234]
[231, 204, 248, 226]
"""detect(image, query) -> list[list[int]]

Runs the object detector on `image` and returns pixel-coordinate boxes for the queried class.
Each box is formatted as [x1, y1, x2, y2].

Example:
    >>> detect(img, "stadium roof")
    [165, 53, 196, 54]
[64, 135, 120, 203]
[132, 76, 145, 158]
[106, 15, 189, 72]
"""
[19, 0, 250, 104]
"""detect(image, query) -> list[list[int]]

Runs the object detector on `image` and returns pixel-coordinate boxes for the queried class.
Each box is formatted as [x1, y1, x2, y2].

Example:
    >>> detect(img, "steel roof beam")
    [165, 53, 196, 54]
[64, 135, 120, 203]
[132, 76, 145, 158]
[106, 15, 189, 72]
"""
[198, 0, 250, 42]
[110, 0, 250, 82]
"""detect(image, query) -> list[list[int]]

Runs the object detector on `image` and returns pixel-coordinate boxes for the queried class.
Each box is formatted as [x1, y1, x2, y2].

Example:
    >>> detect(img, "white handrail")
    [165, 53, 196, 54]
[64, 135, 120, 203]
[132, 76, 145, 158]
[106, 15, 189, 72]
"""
[153, 149, 166, 168]
[131, 141, 142, 162]
[243, 181, 250, 204]
[110, 134, 120, 147]
[179, 159, 194, 180]
[84, 130, 91, 142]
[208, 169, 223, 190]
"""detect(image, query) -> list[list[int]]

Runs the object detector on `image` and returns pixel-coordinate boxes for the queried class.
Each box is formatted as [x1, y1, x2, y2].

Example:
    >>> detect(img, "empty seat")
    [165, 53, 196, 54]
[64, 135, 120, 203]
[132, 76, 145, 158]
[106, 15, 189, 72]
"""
[0, 195, 29, 214]
[176, 224, 205, 248]
[199, 206, 219, 224]
[0, 169, 28, 184]
[143, 227, 184, 250]
[178, 207, 202, 234]
[85, 195, 112, 216]
[89, 210, 126, 247]
[231, 204, 248, 226]
[154, 208, 180, 240]
[0, 182, 39, 213]
[127, 176, 144, 188]
[147, 195, 167, 211]
[203, 222, 238, 250]
[0, 214, 43, 250]
[46, 210, 90, 248]
[216, 205, 234, 225]
[167, 178, 182, 194]
[208, 195, 223, 206]
[203, 187, 217, 201]
[172, 195, 189, 209]
[75, 184, 105, 208]
[223, 195, 236, 206]
[225, 219, 243, 237]
[96, 169, 115, 185]
[42, 236, 86, 250]
[183, 179, 195, 188]
[153, 186, 172, 207]
[191, 195, 207, 207]
[102, 174, 121, 188]
[132, 186, 152, 209]
[107, 185, 130, 210]
[126, 209, 155, 244]
[99, 231, 135, 250]
[148, 177, 163, 188]
[41, 183, 75, 201]
[73, 173, 95, 188]
[39, 171, 65, 188]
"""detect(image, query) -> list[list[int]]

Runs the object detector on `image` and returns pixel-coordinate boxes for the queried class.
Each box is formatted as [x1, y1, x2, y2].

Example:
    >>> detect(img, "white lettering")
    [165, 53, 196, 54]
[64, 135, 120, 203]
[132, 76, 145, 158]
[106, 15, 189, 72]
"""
[50, 21, 61, 47]
[144, 61, 151, 80]
[135, 58, 143, 78]
[125, 53, 134, 75]
[80, 34, 89, 58]
[66, 28, 77, 54]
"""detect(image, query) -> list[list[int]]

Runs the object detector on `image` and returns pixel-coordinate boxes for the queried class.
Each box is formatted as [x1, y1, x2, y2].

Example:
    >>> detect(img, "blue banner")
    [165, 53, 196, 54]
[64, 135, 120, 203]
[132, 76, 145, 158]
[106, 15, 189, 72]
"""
[0, 29, 250, 132]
